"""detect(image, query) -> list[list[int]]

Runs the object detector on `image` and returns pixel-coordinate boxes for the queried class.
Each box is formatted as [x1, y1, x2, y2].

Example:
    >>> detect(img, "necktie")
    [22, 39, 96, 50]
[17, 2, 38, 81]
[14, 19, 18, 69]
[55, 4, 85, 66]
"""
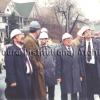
[87, 41, 92, 62]
[67, 46, 72, 56]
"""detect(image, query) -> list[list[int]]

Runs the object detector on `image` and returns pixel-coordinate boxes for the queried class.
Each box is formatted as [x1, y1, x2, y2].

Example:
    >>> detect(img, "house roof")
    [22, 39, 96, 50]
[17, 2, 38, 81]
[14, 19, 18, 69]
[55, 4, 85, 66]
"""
[14, 2, 35, 18]
[0, 0, 11, 12]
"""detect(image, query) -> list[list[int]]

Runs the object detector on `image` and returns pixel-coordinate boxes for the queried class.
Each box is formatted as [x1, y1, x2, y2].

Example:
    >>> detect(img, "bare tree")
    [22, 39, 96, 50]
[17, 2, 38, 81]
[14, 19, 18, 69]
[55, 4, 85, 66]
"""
[53, 0, 81, 34]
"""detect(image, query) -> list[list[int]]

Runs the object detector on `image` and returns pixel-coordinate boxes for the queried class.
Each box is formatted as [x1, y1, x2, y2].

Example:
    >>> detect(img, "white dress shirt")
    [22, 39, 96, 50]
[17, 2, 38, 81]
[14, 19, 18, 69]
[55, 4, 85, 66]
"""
[86, 39, 95, 64]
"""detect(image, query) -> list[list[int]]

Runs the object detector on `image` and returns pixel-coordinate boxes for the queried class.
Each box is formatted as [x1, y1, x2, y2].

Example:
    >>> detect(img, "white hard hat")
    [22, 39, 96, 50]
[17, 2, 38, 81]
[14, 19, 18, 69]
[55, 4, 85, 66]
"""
[30, 21, 41, 29]
[10, 29, 24, 39]
[77, 26, 90, 36]
[39, 32, 49, 39]
[41, 27, 48, 33]
[62, 33, 72, 41]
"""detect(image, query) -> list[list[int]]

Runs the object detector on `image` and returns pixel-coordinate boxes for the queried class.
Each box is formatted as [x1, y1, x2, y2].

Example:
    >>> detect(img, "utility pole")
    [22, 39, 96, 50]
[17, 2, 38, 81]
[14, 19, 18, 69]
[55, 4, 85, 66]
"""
[6, 16, 9, 37]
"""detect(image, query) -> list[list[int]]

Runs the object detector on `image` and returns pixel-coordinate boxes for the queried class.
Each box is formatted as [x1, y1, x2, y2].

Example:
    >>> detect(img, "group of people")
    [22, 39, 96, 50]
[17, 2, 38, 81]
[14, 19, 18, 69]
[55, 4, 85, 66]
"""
[56, 26, 100, 100]
[4, 20, 100, 100]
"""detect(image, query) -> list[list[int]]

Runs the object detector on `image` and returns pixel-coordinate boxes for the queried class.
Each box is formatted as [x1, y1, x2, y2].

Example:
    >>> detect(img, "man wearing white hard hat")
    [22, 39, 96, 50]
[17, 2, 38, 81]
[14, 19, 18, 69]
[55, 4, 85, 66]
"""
[71, 26, 90, 46]
[39, 32, 49, 46]
[41, 27, 48, 33]
[56, 33, 83, 100]
[5, 29, 33, 100]
[24, 21, 46, 100]
[39, 32, 56, 100]
[77, 26, 90, 37]
[78, 26, 100, 100]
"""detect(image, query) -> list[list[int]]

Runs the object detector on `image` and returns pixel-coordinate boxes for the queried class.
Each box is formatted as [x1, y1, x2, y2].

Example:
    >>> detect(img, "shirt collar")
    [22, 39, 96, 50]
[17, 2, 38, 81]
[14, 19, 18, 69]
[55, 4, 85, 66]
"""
[15, 43, 23, 49]
[86, 38, 92, 43]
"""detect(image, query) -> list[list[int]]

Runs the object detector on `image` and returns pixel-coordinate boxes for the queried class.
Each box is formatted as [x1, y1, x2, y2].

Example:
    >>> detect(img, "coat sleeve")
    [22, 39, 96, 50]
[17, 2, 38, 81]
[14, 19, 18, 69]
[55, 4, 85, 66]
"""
[5, 47, 16, 85]
[55, 49, 62, 79]
[78, 47, 86, 77]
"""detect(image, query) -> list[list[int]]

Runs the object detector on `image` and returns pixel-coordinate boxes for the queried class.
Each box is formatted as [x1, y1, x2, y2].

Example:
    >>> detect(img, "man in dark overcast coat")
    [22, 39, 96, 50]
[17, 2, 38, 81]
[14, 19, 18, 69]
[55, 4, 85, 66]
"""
[56, 32, 83, 100]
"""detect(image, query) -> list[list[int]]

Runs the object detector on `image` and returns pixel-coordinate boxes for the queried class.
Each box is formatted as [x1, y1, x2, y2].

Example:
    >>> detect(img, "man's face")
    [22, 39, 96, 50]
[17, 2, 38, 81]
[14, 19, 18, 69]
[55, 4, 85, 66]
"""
[40, 38, 48, 46]
[63, 38, 72, 46]
[83, 29, 92, 39]
[15, 34, 25, 45]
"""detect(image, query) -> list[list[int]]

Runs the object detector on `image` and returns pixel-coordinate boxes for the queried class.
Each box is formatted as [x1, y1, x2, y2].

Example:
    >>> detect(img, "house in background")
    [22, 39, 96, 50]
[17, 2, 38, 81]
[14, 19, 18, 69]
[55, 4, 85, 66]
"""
[0, 0, 11, 68]
[5, 1, 39, 29]
[0, 0, 11, 43]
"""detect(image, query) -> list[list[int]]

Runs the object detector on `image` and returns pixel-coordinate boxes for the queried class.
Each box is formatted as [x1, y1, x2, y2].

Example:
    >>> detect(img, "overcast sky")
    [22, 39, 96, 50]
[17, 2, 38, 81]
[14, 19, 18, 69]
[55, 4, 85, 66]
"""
[75, 0, 100, 21]
[12, 0, 100, 21]
[13, 0, 34, 3]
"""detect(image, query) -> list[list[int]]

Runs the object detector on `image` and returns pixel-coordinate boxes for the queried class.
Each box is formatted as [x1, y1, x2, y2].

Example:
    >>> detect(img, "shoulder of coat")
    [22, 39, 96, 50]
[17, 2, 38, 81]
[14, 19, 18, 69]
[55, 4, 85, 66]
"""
[24, 34, 34, 43]
[6, 44, 15, 52]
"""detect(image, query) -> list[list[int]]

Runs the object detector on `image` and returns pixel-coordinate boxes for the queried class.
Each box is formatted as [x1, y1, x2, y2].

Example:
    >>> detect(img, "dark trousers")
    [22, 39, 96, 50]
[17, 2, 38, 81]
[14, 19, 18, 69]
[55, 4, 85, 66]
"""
[61, 93, 77, 100]
[80, 81, 87, 100]
[85, 63, 99, 100]
[47, 85, 55, 100]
